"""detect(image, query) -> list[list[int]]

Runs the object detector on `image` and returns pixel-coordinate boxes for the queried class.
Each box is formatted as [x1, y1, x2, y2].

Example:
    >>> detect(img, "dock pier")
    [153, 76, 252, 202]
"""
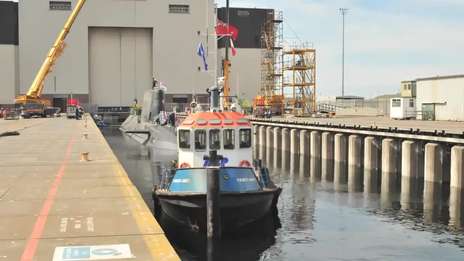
[0, 117, 179, 260]
[252, 117, 464, 227]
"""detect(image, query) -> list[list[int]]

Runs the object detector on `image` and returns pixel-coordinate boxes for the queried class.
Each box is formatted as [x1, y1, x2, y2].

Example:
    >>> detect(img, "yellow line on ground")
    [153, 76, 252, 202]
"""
[89, 117, 179, 260]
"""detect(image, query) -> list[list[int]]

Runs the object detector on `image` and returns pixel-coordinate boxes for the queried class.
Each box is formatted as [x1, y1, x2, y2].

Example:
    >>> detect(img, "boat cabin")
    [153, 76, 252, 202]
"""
[177, 112, 253, 168]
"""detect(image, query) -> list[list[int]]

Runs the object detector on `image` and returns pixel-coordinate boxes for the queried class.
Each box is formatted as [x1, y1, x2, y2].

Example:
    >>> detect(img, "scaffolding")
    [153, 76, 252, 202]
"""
[257, 10, 284, 115]
[283, 43, 316, 116]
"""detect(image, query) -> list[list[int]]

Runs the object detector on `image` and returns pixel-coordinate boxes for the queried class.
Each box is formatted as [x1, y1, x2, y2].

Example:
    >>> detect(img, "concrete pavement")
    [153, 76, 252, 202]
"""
[0, 117, 179, 260]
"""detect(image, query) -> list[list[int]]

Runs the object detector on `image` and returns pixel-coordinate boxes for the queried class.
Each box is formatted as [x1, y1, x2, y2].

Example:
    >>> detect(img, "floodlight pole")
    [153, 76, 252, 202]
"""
[340, 8, 348, 97]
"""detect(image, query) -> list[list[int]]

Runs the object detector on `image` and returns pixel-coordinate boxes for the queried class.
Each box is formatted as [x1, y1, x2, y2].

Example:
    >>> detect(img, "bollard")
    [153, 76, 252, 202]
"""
[299, 130, 310, 177]
[266, 127, 274, 164]
[364, 137, 380, 193]
[281, 128, 290, 170]
[205, 151, 222, 240]
[310, 131, 322, 181]
[321, 132, 334, 181]
[273, 127, 282, 169]
[334, 133, 348, 186]
[348, 135, 363, 192]
[258, 126, 266, 161]
[80, 152, 90, 162]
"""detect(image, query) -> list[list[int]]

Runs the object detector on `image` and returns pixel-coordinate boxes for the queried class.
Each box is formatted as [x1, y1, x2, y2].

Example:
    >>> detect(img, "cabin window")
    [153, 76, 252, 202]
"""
[224, 129, 235, 150]
[195, 130, 207, 150]
[178, 130, 191, 149]
[209, 129, 221, 150]
[239, 129, 252, 148]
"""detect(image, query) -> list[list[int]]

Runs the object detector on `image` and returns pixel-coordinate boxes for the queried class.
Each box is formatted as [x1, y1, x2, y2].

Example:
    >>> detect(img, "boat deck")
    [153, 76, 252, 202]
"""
[0, 117, 179, 260]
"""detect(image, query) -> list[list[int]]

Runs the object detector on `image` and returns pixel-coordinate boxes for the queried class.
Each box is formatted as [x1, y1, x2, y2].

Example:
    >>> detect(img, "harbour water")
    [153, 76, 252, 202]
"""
[103, 127, 464, 260]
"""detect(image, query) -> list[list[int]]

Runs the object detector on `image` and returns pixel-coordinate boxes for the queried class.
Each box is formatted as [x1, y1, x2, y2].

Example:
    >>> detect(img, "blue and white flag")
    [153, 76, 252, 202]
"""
[197, 42, 208, 71]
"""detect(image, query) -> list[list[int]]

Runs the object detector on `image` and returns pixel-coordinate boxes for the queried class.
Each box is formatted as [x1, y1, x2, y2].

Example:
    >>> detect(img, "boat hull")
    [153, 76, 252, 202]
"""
[154, 188, 281, 232]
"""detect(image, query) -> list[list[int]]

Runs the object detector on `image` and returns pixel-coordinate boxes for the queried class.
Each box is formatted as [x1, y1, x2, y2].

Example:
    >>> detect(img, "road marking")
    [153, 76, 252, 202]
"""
[59, 216, 95, 233]
[52, 244, 134, 261]
[20, 137, 76, 261]
[59, 218, 68, 233]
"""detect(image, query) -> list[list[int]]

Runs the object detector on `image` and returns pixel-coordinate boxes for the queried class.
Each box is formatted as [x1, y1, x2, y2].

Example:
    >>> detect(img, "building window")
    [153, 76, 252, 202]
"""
[409, 99, 415, 108]
[392, 99, 401, 107]
[237, 10, 250, 16]
[169, 4, 190, 14]
[49, 1, 71, 11]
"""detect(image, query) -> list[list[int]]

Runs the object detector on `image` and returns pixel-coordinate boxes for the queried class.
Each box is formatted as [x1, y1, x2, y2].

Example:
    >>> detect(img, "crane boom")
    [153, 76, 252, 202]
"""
[16, 0, 87, 104]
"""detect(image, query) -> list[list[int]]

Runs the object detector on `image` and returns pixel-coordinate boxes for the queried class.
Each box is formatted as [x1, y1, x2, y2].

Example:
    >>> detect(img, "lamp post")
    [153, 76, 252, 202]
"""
[339, 8, 348, 97]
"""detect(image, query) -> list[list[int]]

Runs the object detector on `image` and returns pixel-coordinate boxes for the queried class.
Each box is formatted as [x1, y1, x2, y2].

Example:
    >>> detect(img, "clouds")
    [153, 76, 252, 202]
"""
[218, 0, 464, 98]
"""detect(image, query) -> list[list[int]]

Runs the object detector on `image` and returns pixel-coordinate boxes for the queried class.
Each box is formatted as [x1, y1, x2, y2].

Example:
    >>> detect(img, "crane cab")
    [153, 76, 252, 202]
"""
[177, 112, 253, 169]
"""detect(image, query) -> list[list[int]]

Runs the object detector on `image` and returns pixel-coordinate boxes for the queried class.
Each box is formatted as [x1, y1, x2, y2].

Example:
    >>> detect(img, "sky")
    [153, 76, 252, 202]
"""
[218, 0, 464, 98]
[9, 0, 463, 98]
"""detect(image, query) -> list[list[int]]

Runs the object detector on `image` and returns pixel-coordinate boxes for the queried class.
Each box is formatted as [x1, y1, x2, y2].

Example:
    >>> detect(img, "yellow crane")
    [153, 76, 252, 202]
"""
[15, 0, 87, 117]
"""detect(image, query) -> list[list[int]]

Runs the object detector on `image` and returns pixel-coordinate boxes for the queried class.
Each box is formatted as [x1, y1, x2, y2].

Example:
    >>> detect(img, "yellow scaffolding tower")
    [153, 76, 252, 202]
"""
[256, 10, 284, 115]
[283, 47, 316, 116]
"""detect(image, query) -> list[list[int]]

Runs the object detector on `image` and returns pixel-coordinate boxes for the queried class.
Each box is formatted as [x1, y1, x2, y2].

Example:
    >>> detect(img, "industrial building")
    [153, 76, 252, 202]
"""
[399, 75, 464, 121]
[415, 75, 464, 121]
[18, 0, 217, 112]
[0, 0, 275, 112]
[0, 1, 18, 106]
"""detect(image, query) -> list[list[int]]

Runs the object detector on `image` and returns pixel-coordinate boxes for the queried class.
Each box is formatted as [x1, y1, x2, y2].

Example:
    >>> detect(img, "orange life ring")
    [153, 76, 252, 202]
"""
[239, 160, 252, 168]
[179, 162, 191, 168]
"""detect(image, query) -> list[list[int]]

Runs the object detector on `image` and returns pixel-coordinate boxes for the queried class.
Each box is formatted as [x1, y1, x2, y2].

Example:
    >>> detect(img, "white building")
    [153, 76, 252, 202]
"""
[415, 75, 464, 121]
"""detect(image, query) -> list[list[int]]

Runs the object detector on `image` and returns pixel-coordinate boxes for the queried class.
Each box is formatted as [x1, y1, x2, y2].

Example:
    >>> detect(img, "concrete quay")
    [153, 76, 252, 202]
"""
[272, 115, 464, 135]
[253, 120, 464, 228]
[0, 117, 179, 260]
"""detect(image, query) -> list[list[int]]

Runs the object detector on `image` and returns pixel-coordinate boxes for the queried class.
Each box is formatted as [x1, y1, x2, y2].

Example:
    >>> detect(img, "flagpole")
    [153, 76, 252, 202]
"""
[225, 0, 230, 61]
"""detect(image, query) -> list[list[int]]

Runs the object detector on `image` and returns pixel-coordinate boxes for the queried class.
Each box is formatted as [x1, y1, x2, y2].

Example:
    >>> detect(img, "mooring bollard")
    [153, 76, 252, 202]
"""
[205, 150, 222, 240]
[80, 152, 90, 162]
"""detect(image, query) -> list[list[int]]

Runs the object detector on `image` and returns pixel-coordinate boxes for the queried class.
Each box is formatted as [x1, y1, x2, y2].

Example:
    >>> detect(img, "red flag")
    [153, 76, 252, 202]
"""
[230, 39, 237, 56]
[216, 19, 239, 41]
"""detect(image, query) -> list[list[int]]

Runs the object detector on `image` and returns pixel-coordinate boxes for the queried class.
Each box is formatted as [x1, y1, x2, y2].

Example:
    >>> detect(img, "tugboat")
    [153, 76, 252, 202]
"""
[153, 83, 281, 232]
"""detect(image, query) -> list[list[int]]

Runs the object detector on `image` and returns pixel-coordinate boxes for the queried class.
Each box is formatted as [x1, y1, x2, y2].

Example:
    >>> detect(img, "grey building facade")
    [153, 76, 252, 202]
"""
[0, 1, 19, 105]
[18, 0, 217, 109]
[0, 1, 271, 109]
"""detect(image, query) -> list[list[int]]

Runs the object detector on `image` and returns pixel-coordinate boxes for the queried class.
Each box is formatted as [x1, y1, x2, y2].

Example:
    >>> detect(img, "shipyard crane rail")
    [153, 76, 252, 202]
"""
[15, 0, 87, 117]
